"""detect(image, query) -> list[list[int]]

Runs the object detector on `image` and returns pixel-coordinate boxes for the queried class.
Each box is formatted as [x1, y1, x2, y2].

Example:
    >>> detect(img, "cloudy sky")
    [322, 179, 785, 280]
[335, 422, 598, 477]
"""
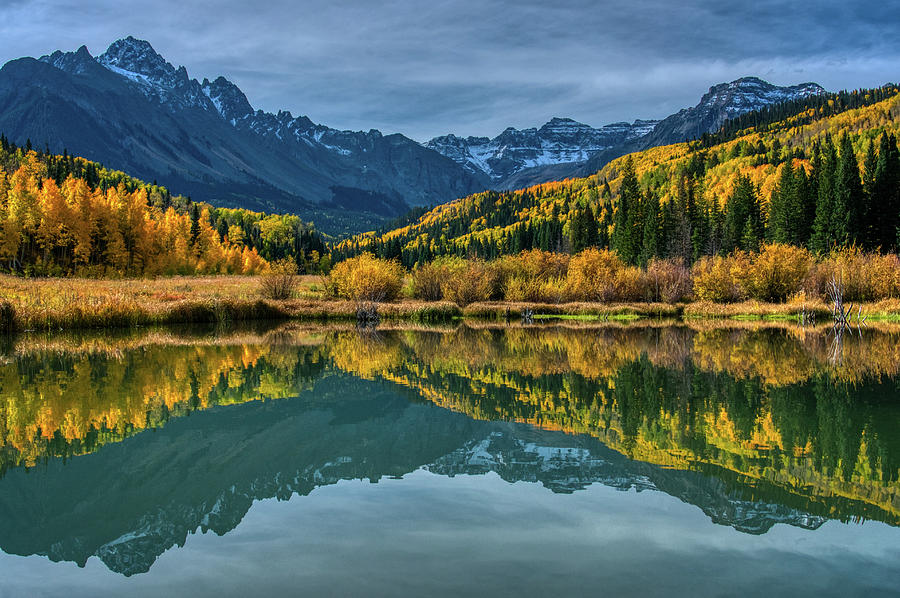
[1, 0, 898, 141]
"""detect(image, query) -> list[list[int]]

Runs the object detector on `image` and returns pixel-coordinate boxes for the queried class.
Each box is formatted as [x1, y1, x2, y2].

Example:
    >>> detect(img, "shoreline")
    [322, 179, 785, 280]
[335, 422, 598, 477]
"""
[3, 293, 900, 333]
[3, 274, 898, 333]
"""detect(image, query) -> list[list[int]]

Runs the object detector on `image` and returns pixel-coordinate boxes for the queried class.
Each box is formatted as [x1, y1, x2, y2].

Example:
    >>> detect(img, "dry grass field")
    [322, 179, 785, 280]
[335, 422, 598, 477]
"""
[2, 273, 900, 332]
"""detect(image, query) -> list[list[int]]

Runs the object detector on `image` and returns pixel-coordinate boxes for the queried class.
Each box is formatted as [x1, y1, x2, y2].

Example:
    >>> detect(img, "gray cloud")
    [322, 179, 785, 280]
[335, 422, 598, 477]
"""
[1, 0, 898, 140]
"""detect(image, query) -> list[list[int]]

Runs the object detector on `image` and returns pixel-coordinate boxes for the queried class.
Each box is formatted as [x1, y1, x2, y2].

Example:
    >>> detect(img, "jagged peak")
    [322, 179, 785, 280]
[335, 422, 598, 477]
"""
[38, 45, 98, 75]
[97, 36, 179, 82]
[200, 76, 254, 121]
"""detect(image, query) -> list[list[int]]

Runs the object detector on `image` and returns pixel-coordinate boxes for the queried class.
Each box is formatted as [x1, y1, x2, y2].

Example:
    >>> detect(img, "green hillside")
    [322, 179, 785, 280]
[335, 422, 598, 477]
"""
[334, 85, 900, 267]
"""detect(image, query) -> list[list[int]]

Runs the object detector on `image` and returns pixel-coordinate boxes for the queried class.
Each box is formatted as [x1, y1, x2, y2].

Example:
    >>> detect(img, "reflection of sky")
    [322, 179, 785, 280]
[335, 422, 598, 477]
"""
[1, 470, 897, 597]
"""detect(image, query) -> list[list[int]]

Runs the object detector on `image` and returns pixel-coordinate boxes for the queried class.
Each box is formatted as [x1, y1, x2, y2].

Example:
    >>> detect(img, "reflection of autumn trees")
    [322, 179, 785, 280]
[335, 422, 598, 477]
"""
[2, 322, 900, 523]
[0, 336, 327, 472]
[329, 324, 900, 523]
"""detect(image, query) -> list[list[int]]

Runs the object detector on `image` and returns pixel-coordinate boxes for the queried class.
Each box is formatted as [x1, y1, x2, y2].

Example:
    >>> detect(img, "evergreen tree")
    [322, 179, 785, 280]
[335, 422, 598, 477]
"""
[706, 197, 724, 256]
[612, 157, 643, 263]
[569, 204, 599, 253]
[834, 134, 864, 245]
[660, 198, 677, 258]
[598, 203, 613, 249]
[640, 191, 660, 264]
[669, 175, 694, 264]
[584, 204, 599, 249]
[862, 142, 879, 249]
[767, 160, 806, 245]
[570, 207, 588, 253]
[690, 193, 710, 261]
[795, 165, 815, 246]
[811, 137, 838, 253]
[189, 203, 201, 245]
[873, 133, 900, 251]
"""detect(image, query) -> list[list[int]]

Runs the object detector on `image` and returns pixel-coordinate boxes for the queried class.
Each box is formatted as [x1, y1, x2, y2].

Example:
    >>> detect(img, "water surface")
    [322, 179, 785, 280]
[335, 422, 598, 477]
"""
[0, 322, 898, 596]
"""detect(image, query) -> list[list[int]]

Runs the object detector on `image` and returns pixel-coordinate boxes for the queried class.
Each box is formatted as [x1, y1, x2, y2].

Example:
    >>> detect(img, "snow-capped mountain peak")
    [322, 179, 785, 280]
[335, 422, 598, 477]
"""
[97, 36, 183, 89]
[693, 76, 825, 119]
[39, 45, 97, 75]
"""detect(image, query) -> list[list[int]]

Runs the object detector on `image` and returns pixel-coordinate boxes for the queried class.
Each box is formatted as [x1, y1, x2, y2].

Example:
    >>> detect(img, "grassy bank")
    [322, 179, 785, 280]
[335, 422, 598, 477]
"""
[3, 274, 900, 332]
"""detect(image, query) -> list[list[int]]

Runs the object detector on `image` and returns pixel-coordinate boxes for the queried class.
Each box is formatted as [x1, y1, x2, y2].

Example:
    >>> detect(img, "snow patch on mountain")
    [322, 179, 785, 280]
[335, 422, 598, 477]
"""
[426, 117, 659, 182]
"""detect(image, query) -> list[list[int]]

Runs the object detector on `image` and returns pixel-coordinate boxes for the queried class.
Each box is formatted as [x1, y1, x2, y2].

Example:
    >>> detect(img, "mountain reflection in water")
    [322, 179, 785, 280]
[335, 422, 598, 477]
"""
[0, 321, 898, 578]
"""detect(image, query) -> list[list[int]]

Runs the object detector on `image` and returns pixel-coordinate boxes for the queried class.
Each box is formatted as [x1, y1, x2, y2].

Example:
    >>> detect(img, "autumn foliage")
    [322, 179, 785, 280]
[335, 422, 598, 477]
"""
[692, 254, 748, 302]
[259, 259, 299, 300]
[328, 253, 404, 302]
[739, 243, 814, 302]
[440, 260, 499, 307]
[0, 151, 267, 276]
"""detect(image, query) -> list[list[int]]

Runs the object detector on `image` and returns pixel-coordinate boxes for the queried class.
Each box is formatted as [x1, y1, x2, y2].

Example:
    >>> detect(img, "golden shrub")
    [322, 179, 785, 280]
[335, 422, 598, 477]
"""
[328, 253, 405, 302]
[645, 258, 693, 303]
[513, 249, 570, 280]
[692, 254, 748, 303]
[539, 278, 568, 303]
[808, 248, 900, 301]
[503, 276, 542, 302]
[411, 260, 452, 301]
[503, 275, 567, 303]
[741, 243, 813, 302]
[493, 250, 568, 292]
[614, 267, 646, 302]
[441, 260, 498, 306]
[564, 248, 624, 301]
[258, 258, 298, 300]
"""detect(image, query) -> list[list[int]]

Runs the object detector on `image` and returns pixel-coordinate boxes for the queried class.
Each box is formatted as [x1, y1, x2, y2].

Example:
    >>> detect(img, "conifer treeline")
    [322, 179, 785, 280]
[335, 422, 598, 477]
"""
[0, 139, 329, 276]
[333, 88, 900, 268]
[608, 131, 900, 264]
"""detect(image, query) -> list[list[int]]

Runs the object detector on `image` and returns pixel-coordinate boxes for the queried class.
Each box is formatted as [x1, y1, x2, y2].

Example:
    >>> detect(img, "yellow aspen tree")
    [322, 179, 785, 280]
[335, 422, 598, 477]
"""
[101, 187, 128, 273]
[4, 166, 41, 267]
[194, 208, 224, 273]
[164, 208, 192, 273]
[227, 224, 244, 246]
[37, 178, 70, 259]
[241, 245, 266, 273]
[125, 189, 154, 274]
[19, 150, 47, 182]
[64, 177, 96, 267]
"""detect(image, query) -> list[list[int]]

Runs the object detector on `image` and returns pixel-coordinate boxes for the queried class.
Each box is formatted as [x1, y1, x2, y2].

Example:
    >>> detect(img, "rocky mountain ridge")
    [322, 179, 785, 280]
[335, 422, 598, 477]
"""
[426, 117, 657, 183]
[577, 76, 825, 176]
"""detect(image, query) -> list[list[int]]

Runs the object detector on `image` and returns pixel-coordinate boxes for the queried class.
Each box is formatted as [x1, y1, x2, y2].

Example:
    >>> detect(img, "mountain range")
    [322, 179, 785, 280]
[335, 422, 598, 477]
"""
[0, 36, 824, 232]
[0, 37, 488, 233]
[425, 77, 824, 188]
